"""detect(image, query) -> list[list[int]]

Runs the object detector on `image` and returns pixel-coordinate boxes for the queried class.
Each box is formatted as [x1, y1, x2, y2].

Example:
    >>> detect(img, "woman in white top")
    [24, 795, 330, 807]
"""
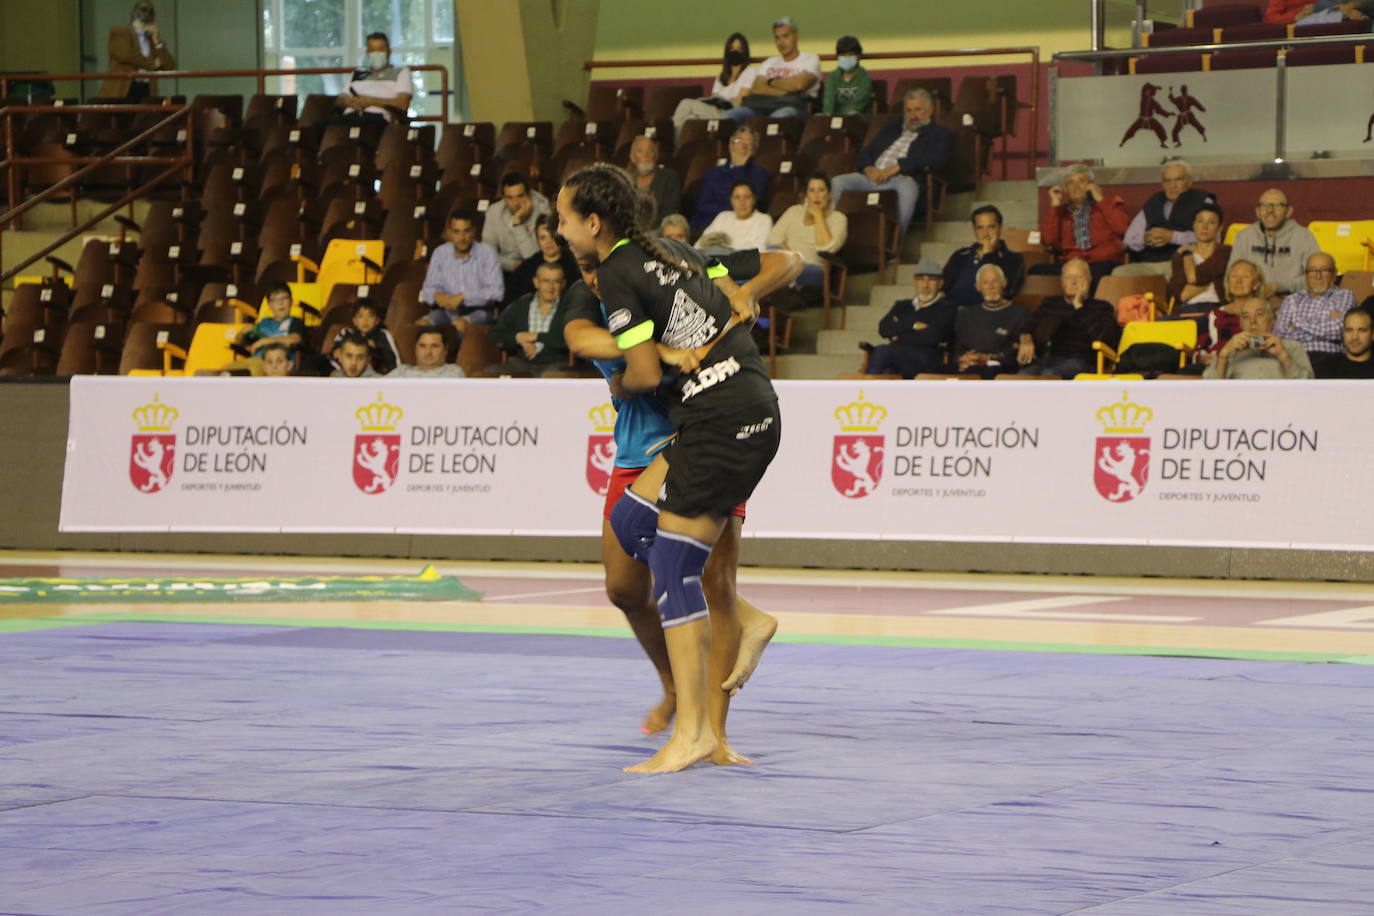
[671, 33, 757, 128]
[696, 181, 773, 254]
[766, 171, 848, 287]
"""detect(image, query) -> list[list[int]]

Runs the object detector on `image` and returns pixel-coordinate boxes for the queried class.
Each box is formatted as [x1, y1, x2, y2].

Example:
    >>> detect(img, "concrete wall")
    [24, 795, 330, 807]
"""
[455, 0, 599, 124]
[0, 0, 82, 79]
[4, 381, 1371, 582]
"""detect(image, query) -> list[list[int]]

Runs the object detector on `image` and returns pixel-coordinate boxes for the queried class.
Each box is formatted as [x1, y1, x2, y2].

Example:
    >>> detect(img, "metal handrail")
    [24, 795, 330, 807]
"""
[1, 104, 191, 229]
[1054, 31, 1374, 61]
[583, 46, 1042, 176]
[0, 64, 451, 124]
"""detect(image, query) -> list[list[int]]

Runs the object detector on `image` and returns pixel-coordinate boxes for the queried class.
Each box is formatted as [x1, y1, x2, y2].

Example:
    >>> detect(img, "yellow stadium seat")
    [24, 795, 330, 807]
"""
[285, 239, 383, 324]
[1093, 319, 1197, 375]
[1223, 222, 1250, 247]
[1074, 373, 1144, 381]
[153, 299, 258, 376]
[1307, 221, 1374, 275]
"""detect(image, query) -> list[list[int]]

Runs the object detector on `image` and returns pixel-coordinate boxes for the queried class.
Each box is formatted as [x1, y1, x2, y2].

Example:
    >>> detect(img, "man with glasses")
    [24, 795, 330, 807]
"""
[1228, 188, 1320, 298]
[1115, 159, 1215, 278]
[1275, 251, 1354, 375]
[690, 127, 770, 233]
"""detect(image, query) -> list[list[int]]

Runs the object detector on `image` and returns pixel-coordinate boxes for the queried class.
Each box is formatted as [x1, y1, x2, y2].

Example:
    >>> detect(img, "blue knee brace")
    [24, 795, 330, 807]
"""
[609, 490, 659, 564]
[649, 529, 711, 628]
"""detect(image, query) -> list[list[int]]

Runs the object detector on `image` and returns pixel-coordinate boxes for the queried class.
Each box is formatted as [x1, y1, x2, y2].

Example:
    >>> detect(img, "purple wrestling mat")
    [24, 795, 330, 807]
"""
[2, 623, 1374, 913]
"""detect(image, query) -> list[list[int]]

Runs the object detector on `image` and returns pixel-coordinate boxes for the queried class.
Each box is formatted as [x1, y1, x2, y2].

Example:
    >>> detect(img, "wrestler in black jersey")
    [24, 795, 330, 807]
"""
[556, 164, 784, 773]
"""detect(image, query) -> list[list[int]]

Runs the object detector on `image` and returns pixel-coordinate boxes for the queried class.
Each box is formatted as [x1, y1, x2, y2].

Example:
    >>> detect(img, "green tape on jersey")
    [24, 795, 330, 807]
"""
[616, 320, 654, 349]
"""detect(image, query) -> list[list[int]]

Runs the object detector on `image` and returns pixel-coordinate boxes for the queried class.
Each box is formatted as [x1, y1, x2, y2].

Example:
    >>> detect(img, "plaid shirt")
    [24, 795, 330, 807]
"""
[1275, 286, 1355, 354]
[526, 296, 558, 354]
[874, 125, 921, 170]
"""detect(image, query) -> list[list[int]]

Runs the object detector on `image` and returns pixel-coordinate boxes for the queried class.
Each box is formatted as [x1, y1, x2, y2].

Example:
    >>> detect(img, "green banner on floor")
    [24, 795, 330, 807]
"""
[0, 565, 482, 604]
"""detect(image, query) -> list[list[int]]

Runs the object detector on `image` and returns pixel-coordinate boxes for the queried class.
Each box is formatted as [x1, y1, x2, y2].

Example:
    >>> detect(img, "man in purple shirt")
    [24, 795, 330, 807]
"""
[1276, 251, 1354, 375]
[418, 210, 505, 334]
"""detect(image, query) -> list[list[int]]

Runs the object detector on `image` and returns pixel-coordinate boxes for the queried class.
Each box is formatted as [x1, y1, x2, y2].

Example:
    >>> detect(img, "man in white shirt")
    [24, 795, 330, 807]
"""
[330, 32, 413, 127]
[389, 328, 466, 378]
[727, 16, 821, 122]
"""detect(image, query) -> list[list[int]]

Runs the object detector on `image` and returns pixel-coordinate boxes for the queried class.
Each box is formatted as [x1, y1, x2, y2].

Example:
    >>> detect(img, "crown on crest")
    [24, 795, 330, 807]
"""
[355, 394, 403, 431]
[1096, 391, 1153, 434]
[588, 403, 617, 432]
[834, 392, 888, 432]
[132, 395, 179, 431]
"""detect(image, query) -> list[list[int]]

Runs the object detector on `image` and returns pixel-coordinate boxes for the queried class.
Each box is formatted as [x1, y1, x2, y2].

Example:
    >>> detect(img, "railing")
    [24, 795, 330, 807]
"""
[0, 104, 193, 283]
[584, 46, 1042, 175]
[1049, 33, 1374, 163]
[0, 64, 451, 125]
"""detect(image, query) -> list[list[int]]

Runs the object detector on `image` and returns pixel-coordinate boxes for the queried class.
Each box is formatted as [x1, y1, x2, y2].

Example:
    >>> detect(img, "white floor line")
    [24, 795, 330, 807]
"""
[929, 594, 1199, 623]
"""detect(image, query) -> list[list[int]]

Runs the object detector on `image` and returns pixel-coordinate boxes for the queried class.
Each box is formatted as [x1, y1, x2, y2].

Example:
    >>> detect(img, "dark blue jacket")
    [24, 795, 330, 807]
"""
[856, 118, 954, 178]
[878, 296, 957, 352]
[690, 161, 770, 232]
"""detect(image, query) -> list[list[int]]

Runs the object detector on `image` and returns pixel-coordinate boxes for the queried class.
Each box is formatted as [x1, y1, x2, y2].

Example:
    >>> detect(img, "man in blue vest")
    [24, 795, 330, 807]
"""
[1114, 159, 1216, 278]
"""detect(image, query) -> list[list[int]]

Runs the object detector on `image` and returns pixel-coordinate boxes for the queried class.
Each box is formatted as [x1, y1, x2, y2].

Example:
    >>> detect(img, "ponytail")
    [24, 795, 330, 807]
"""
[563, 163, 696, 276]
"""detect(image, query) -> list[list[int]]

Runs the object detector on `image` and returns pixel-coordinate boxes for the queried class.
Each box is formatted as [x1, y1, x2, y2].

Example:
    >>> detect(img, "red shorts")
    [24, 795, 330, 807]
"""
[602, 465, 747, 521]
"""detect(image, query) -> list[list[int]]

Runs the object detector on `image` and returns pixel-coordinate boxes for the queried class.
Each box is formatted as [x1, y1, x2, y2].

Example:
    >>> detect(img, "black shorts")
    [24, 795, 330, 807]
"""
[661, 398, 781, 518]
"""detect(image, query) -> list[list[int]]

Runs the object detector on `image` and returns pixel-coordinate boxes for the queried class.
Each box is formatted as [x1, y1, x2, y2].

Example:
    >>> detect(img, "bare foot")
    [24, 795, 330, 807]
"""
[641, 692, 676, 735]
[722, 611, 777, 696]
[623, 733, 715, 773]
[710, 743, 754, 766]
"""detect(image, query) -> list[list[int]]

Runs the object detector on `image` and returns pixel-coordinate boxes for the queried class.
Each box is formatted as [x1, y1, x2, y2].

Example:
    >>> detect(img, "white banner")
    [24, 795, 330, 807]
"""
[61, 377, 1374, 551]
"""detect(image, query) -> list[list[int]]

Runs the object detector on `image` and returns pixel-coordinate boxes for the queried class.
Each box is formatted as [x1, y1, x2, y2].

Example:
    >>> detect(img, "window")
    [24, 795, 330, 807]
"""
[262, 0, 457, 118]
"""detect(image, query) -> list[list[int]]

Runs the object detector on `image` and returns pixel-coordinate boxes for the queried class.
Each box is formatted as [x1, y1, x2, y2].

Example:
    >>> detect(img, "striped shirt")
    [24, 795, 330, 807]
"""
[874, 125, 921, 170]
[526, 296, 558, 354]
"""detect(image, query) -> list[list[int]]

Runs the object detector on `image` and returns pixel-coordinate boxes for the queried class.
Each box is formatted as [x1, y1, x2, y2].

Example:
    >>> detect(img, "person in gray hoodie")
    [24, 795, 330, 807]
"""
[1227, 188, 1320, 299]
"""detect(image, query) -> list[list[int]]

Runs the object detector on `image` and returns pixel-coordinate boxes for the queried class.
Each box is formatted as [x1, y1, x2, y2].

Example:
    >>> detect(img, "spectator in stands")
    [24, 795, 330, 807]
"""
[389, 327, 465, 378]
[1318, 307, 1374, 378]
[727, 16, 822, 122]
[941, 204, 1025, 307]
[508, 215, 577, 305]
[659, 214, 691, 242]
[259, 343, 293, 378]
[672, 33, 758, 127]
[98, 2, 175, 100]
[767, 171, 848, 289]
[1263, 0, 1326, 22]
[1203, 296, 1314, 379]
[630, 135, 682, 222]
[690, 127, 769, 232]
[1275, 251, 1355, 373]
[822, 36, 872, 118]
[237, 283, 305, 365]
[488, 263, 573, 377]
[697, 181, 773, 254]
[483, 171, 551, 276]
[328, 298, 398, 375]
[1020, 259, 1119, 378]
[1192, 259, 1264, 365]
[329, 32, 412, 127]
[1168, 203, 1230, 314]
[955, 264, 1032, 378]
[864, 259, 955, 377]
[418, 210, 504, 334]
[1037, 164, 1130, 286]
[1116, 159, 1216, 278]
[1228, 188, 1320, 299]
[1297, 0, 1374, 24]
[829, 89, 953, 242]
[331, 332, 382, 378]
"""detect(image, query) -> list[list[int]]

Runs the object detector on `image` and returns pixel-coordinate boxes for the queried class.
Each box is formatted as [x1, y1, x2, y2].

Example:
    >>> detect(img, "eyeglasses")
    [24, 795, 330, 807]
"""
[1305, 268, 1335, 274]
[1257, 202, 1290, 210]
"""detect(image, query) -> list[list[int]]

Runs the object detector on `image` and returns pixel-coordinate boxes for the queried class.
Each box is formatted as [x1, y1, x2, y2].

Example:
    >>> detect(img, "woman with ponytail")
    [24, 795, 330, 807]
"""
[557, 163, 785, 773]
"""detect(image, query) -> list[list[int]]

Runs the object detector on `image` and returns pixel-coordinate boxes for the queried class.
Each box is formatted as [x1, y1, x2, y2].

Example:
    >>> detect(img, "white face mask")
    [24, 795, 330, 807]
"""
[367, 51, 388, 70]
[837, 55, 859, 72]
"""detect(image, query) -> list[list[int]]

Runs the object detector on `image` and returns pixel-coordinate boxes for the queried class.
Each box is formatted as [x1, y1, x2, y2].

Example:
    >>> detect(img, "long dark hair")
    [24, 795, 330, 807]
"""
[562, 164, 694, 275]
[720, 32, 751, 86]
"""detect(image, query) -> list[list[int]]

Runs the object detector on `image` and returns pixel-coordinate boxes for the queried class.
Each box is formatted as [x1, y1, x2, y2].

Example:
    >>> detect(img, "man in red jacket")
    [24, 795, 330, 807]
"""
[1037, 164, 1130, 290]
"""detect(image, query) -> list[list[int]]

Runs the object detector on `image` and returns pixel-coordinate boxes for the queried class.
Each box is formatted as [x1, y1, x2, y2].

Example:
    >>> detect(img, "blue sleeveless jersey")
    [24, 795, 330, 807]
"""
[594, 304, 674, 470]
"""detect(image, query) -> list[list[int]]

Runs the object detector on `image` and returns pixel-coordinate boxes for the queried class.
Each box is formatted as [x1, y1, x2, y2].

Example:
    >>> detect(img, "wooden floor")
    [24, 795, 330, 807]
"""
[4, 550, 1374, 662]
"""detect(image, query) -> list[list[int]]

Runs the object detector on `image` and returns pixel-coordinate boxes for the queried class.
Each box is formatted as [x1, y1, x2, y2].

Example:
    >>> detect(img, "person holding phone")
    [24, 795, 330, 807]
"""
[98, 1, 175, 100]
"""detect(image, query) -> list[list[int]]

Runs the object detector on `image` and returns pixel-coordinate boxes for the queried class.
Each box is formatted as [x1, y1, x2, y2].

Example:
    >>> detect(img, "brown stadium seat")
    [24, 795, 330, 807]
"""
[645, 84, 705, 121]
[57, 320, 126, 375]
